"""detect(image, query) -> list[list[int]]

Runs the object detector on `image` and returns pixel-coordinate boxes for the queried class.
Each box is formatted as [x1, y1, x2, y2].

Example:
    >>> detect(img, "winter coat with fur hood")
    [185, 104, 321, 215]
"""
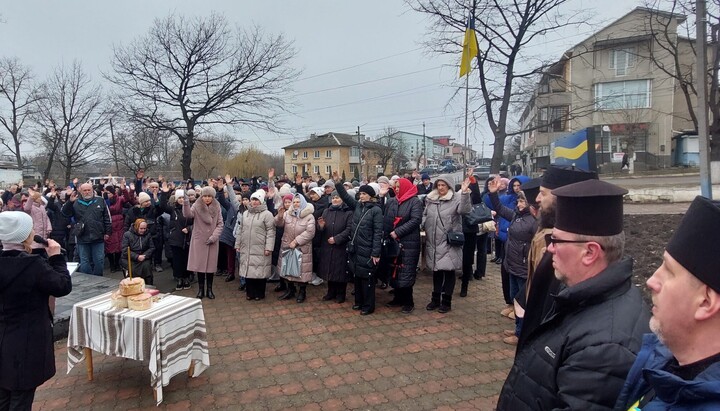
[183, 196, 224, 273]
[275, 195, 315, 283]
[235, 203, 275, 279]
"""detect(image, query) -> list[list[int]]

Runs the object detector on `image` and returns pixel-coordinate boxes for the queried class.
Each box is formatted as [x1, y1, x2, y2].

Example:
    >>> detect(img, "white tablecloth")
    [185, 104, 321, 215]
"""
[67, 292, 210, 405]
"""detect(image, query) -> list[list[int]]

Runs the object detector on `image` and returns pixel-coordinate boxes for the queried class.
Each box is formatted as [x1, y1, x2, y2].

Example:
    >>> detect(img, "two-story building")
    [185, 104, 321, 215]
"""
[282, 132, 386, 180]
[375, 131, 447, 168]
[520, 7, 697, 173]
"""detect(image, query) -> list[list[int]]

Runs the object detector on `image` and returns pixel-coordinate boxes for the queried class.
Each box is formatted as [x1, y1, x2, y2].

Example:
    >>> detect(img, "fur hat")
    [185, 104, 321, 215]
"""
[0, 211, 34, 244]
[137, 192, 151, 204]
[358, 185, 377, 197]
[250, 190, 266, 203]
[201, 186, 216, 197]
[186, 189, 196, 197]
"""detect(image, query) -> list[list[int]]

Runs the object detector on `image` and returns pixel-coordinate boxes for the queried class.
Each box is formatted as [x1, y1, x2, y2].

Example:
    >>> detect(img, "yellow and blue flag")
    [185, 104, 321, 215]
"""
[551, 128, 598, 172]
[459, 11, 478, 78]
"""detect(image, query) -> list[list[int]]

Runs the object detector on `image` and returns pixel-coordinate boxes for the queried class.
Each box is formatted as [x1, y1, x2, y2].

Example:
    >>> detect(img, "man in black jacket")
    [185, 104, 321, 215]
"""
[61, 183, 112, 276]
[497, 179, 649, 411]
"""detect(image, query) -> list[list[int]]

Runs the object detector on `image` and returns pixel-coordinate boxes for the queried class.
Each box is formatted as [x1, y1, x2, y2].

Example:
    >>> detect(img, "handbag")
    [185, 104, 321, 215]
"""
[382, 238, 400, 258]
[437, 203, 464, 246]
[280, 249, 302, 278]
[465, 202, 492, 225]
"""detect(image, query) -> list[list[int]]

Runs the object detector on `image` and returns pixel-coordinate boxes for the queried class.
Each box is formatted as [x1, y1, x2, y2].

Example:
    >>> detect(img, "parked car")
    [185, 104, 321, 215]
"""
[439, 164, 457, 174]
[472, 166, 491, 180]
[419, 166, 440, 175]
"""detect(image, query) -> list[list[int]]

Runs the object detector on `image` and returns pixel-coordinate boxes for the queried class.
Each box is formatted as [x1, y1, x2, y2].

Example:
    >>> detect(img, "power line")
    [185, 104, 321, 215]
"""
[294, 66, 443, 96]
[296, 47, 424, 82]
[297, 83, 446, 114]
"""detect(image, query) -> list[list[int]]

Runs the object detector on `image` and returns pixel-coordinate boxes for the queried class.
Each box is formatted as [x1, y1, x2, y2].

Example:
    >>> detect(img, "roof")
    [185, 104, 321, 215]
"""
[282, 132, 386, 150]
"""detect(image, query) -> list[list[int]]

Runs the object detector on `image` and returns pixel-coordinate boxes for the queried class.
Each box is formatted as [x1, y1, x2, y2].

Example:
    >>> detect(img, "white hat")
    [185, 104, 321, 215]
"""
[323, 180, 335, 188]
[250, 190, 266, 203]
[278, 183, 292, 196]
[346, 189, 357, 198]
[310, 187, 324, 197]
[0, 211, 34, 244]
[308, 182, 318, 189]
[368, 183, 381, 196]
[138, 192, 151, 204]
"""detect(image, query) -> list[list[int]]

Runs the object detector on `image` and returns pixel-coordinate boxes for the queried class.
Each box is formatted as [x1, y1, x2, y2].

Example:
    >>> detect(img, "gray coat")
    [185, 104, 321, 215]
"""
[235, 204, 275, 279]
[423, 186, 472, 271]
[183, 198, 224, 273]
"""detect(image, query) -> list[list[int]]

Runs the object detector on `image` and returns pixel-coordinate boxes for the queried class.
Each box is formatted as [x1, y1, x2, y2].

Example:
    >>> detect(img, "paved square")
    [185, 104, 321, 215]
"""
[36, 264, 514, 410]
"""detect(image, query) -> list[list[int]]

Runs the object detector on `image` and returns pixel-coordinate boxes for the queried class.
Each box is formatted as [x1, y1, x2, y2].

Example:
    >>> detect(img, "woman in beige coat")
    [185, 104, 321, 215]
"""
[275, 193, 315, 303]
[235, 190, 275, 301]
[183, 186, 224, 299]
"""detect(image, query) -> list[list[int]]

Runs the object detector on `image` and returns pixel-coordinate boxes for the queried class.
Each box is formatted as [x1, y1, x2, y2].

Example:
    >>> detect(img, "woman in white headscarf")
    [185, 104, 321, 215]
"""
[235, 190, 275, 301]
[275, 193, 315, 303]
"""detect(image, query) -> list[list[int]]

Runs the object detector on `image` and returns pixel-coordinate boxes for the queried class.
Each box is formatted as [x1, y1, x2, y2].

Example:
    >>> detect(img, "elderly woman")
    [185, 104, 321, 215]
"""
[120, 219, 156, 285]
[316, 190, 353, 303]
[183, 186, 224, 299]
[423, 176, 472, 313]
[275, 194, 315, 303]
[160, 183, 193, 290]
[334, 173, 383, 316]
[235, 190, 275, 301]
[23, 188, 52, 256]
[0, 212, 72, 410]
[104, 184, 132, 273]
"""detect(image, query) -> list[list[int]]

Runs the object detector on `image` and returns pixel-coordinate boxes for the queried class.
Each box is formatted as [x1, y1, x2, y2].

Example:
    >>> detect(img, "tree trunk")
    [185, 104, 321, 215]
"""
[490, 132, 506, 174]
[181, 131, 195, 180]
[14, 136, 22, 169]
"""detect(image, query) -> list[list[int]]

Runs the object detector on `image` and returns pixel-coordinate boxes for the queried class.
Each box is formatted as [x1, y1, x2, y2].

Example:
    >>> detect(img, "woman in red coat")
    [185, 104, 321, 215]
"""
[104, 184, 133, 272]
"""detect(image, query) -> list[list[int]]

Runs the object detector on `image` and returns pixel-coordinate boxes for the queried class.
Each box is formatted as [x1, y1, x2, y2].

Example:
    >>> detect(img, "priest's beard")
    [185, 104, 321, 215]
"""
[539, 205, 556, 229]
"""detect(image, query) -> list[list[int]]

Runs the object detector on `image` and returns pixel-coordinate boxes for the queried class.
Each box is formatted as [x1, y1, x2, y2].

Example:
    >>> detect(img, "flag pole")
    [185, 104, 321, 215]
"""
[464, 69, 470, 171]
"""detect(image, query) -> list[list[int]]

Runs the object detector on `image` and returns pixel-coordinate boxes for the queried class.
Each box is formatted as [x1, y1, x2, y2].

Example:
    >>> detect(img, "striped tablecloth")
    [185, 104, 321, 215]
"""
[67, 292, 210, 405]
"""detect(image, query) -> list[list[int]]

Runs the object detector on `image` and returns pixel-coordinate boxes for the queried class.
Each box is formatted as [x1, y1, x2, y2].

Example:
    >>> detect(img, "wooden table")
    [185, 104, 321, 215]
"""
[67, 292, 210, 405]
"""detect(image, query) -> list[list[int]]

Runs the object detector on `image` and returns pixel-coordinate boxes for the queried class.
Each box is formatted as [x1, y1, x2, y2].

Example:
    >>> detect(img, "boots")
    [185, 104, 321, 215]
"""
[336, 282, 347, 303]
[426, 292, 441, 311]
[206, 273, 216, 299]
[196, 273, 206, 299]
[296, 285, 307, 303]
[459, 281, 468, 298]
[274, 279, 287, 292]
[438, 294, 452, 314]
[279, 282, 296, 300]
[225, 271, 236, 282]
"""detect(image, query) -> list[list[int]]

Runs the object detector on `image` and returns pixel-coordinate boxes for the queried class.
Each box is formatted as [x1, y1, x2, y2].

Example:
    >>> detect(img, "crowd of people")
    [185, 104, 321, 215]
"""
[1, 164, 720, 409]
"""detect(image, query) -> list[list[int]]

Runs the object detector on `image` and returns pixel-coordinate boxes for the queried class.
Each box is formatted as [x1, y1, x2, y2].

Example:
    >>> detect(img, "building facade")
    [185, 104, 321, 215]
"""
[519, 7, 697, 173]
[283, 132, 385, 180]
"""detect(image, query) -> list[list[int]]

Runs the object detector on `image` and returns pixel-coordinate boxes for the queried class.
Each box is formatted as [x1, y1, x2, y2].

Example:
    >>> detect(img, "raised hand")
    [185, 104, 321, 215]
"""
[461, 177, 471, 193]
[332, 171, 341, 183]
[268, 168, 275, 180]
[161, 181, 170, 193]
[225, 174, 233, 185]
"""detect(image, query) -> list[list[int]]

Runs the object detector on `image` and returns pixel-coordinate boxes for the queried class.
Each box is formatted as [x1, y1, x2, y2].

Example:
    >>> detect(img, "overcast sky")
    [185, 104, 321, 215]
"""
[2, 0, 641, 158]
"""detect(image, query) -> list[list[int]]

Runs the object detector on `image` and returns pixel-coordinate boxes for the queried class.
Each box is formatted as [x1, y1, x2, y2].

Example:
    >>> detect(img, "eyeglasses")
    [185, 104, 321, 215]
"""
[545, 234, 604, 250]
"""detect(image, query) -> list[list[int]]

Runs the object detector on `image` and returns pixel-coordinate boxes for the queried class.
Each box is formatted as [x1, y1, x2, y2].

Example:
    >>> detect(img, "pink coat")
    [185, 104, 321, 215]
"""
[24, 198, 52, 249]
[105, 190, 132, 254]
[275, 203, 315, 283]
[183, 198, 224, 273]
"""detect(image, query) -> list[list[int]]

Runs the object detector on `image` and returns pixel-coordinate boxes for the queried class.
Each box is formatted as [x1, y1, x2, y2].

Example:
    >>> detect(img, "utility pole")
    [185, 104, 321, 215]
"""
[357, 126, 363, 181]
[109, 119, 120, 175]
[697, 0, 713, 198]
[422, 122, 426, 167]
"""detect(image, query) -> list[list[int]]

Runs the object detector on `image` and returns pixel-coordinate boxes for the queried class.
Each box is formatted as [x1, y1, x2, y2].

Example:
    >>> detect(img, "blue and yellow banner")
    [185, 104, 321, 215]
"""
[459, 10, 478, 78]
[550, 128, 597, 172]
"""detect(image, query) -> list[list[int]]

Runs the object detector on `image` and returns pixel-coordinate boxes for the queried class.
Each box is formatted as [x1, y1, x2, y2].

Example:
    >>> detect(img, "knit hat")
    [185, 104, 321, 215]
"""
[346, 189, 357, 198]
[351, 180, 360, 188]
[278, 183, 292, 196]
[323, 180, 335, 189]
[138, 192, 151, 204]
[343, 182, 353, 188]
[421, 173, 430, 181]
[186, 189, 196, 197]
[666, 196, 720, 293]
[0, 211, 34, 244]
[358, 185, 376, 197]
[308, 182, 318, 189]
[310, 187, 324, 197]
[201, 186, 216, 197]
[282, 194, 295, 202]
[377, 176, 390, 185]
[250, 190, 266, 203]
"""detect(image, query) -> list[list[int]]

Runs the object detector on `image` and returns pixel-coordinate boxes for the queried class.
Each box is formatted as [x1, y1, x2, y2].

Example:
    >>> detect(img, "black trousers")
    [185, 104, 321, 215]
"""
[500, 264, 512, 305]
[0, 387, 35, 411]
[395, 286, 414, 307]
[432, 270, 456, 297]
[152, 234, 163, 265]
[461, 232, 478, 282]
[495, 238, 505, 259]
[354, 275, 376, 311]
[170, 246, 190, 279]
[246, 278, 267, 299]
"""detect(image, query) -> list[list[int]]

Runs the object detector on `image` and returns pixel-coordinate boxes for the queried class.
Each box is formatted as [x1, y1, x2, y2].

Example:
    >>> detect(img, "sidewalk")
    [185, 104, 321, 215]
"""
[37, 263, 515, 410]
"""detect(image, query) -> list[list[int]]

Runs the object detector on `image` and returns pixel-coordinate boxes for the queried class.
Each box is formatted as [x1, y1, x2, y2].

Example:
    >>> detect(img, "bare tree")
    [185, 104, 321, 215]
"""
[105, 13, 300, 179]
[33, 61, 109, 182]
[0, 57, 41, 169]
[408, 0, 585, 172]
[374, 127, 400, 173]
[108, 126, 168, 175]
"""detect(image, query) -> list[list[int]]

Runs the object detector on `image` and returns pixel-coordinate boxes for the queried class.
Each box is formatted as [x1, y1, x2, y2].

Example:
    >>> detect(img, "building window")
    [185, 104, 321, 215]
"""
[313, 165, 320, 174]
[594, 80, 651, 110]
[609, 47, 636, 76]
[326, 150, 332, 158]
[291, 165, 297, 174]
[303, 151, 308, 159]
[314, 150, 320, 158]
[545, 106, 568, 132]
[350, 146, 359, 157]
[291, 151, 297, 159]
[325, 165, 332, 174]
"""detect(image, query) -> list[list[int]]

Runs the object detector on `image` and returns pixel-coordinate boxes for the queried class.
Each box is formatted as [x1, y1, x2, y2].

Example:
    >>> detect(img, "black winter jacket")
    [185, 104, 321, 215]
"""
[317, 204, 353, 283]
[381, 196, 423, 288]
[497, 258, 650, 411]
[120, 226, 155, 269]
[336, 182, 383, 278]
[489, 192, 537, 278]
[0, 250, 72, 390]
[61, 195, 112, 244]
[159, 192, 193, 249]
[124, 204, 160, 236]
